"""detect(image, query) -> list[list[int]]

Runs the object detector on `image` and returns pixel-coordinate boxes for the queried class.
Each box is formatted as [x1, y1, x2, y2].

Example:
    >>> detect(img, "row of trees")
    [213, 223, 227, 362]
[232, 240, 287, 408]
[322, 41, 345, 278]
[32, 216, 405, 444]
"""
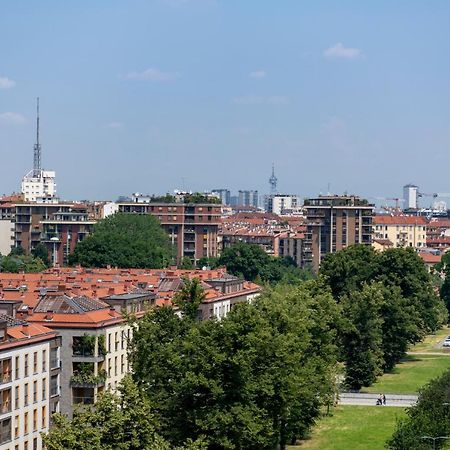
[319, 245, 447, 389]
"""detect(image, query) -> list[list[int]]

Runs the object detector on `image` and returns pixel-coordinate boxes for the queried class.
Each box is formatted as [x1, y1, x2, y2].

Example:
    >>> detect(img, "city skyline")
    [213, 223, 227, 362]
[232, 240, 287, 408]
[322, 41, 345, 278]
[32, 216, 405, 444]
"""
[1, 1, 450, 200]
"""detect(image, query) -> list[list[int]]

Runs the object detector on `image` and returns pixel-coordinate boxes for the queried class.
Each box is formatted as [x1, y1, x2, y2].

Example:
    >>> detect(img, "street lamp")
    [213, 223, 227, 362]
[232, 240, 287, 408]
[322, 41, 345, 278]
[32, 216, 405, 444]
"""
[50, 236, 59, 267]
[421, 436, 449, 450]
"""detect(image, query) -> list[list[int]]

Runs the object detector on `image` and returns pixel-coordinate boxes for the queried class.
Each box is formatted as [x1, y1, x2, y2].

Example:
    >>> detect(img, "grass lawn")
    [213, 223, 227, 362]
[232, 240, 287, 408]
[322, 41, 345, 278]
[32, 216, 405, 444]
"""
[362, 354, 450, 394]
[410, 326, 450, 353]
[288, 406, 406, 450]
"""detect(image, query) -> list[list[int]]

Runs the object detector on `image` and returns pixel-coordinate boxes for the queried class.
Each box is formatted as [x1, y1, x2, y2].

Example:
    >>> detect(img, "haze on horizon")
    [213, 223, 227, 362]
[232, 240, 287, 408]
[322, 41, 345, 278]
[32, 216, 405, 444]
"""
[0, 0, 449, 202]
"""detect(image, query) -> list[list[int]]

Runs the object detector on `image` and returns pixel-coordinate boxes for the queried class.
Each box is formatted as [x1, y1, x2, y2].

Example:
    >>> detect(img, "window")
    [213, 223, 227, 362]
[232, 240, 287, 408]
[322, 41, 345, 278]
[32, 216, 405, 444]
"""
[121, 355, 125, 374]
[42, 350, 47, 372]
[0, 417, 11, 444]
[14, 415, 19, 438]
[50, 348, 58, 369]
[41, 406, 46, 428]
[14, 357, 19, 380]
[14, 387, 19, 409]
[24, 442, 28, 450]
[24, 355, 29, 377]
[42, 378, 46, 400]
[33, 409, 37, 431]
[33, 352, 38, 374]
[107, 334, 111, 353]
[33, 438, 38, 450]
[24, 383, 29, 406]
[115, 333, 119, 351]
[33, 381, 37, 403]
[114, 357, 118, 376]
[50, 375, 58, 397]
[0, 359, 11, 384]
[24, 412, 28, 434]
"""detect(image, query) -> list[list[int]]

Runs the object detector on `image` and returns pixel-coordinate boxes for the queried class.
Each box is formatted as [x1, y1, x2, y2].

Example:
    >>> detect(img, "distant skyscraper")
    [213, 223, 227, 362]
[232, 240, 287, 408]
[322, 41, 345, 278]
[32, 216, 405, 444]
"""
[403, 184, 419, 210]
[211, 189, 231, 205]
[238, 190, 259, 208]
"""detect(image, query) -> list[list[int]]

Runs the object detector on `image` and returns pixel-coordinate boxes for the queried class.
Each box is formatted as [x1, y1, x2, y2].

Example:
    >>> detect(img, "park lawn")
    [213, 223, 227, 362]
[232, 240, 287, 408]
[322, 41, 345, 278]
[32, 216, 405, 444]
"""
[288, 406, 406, 450]
[410, 326, 450, 353]
[362, 354, 450, 394]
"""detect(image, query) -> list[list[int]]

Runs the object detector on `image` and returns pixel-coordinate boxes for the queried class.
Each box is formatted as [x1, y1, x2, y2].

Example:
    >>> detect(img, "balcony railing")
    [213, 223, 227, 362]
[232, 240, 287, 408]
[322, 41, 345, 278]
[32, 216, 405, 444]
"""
[73, 396, 95, 405]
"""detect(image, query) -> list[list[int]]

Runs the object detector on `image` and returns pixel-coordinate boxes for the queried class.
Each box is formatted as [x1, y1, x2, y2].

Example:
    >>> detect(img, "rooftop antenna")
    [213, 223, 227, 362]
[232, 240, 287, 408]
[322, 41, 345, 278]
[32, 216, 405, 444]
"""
[33, 97, 42, 177]
[269, 163, 278, 195]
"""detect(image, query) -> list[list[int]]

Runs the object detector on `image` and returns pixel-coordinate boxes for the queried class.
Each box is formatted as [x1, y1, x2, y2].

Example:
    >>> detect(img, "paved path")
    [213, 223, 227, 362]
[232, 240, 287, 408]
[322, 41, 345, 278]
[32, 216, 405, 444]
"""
[407, 351, 450, 356]
[339, 392, 418, 407]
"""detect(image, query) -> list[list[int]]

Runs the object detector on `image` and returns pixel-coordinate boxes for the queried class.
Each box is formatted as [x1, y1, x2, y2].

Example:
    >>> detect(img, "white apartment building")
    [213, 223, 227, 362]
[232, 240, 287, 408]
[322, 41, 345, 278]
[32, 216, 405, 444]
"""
[0, 316, 60, 450]
[21, 171, 57, 203]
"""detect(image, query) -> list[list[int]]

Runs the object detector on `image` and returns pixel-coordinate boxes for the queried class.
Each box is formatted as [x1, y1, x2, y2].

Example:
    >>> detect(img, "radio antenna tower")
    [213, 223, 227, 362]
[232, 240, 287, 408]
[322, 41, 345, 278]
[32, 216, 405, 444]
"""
[33, 97, 42, 177]
[269, 163, 278, 195]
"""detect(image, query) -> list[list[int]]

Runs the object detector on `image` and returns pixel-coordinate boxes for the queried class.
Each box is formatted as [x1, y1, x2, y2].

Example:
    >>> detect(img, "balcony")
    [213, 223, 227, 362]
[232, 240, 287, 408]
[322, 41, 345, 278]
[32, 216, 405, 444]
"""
[70, 370, 106, 388]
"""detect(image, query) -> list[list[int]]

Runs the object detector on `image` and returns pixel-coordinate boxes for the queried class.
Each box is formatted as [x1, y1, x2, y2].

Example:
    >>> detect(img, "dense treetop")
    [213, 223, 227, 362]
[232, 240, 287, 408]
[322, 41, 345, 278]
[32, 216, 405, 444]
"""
[69, 213, 173, 268]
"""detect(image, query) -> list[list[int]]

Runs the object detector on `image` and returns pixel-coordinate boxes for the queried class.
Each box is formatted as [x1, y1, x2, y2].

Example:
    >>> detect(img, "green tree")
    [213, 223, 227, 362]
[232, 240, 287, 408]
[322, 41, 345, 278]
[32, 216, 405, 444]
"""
[69, 213, 173, 268]
[178, 257, 194, 270]
[0, 254, 46, 273]
[340, 283, 384, 390]
[218, 242, 314, 285]
[32, 242, 50, 266]
[387, 369, 450, 449]
[43, 376, 206, 450]
[172, 277, 205, 320]
[9, 246, 25, 256]
[435, 252, 450, 318]
[130, 280, 339, 449]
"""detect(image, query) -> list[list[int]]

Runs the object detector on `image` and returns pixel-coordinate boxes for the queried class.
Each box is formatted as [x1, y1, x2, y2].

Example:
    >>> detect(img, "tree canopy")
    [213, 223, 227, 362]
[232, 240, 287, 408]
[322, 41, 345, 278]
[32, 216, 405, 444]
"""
[0, 252, 47, 273]
[217, 242, 314, 285]
[129, 279, 339, 449]
[387, 368, 450, 449]
[69, 213, 173, 268]
[320, 245, 447, 389]
[43, 377, 206, 450]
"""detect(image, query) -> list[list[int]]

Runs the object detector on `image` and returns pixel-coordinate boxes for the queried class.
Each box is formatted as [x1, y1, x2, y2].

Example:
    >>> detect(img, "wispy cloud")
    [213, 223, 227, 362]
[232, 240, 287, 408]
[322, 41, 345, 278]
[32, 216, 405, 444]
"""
[124, 68, 179, 82]
[0, 112, 26, 124]
[249, 70, 266, 79]
[0, 77, 16, 89]
[232, 95, 289, 105]
[105, 121, 124, 129]
[324, 43, 363, 60]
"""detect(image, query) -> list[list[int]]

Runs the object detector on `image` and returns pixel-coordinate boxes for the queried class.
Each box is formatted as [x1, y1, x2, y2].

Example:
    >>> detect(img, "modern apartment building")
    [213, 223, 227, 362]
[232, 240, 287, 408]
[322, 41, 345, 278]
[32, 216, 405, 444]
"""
[23, 292, 151, 418]
[303, 195, 374, 271]
[0, 315, 60, 450]
[116, 201, 221, 261]
[373, 216, 427, 249]
[0, 200, 95, 265]
[265, 194, 299, 215]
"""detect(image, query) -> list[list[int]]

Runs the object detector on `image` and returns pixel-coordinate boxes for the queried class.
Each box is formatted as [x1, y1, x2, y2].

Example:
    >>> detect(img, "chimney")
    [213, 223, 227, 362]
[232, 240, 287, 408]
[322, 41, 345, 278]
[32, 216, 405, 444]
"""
[22, 322, 29, 337]
[108, 306, 116, 317]
[44, 310, 54, 321]
[108, 287, 115, 296]
[28, 306, 34, 316]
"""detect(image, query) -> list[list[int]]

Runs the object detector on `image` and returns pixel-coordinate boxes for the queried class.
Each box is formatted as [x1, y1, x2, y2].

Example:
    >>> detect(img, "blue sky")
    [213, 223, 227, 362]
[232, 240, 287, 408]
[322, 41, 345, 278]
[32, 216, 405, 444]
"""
[1, 0, 450, 202]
